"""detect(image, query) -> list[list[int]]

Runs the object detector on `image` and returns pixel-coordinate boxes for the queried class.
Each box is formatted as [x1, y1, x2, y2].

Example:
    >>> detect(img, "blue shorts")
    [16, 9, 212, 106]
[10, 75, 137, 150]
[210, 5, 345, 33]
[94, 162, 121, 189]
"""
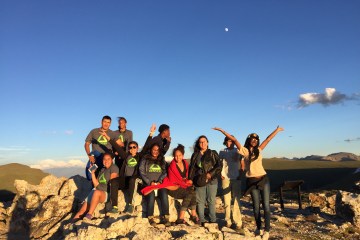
[85, 188, 108, 203]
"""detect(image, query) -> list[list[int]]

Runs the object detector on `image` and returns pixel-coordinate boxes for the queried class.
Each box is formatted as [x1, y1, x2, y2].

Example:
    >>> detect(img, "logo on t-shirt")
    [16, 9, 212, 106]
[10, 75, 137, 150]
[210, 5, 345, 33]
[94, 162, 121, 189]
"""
[99, 173, 107, 184]
[127, 157, 137, 167]
[149, 164, 162, 173]
[97, 135, 108, 145]
[118, 134, 124, 142]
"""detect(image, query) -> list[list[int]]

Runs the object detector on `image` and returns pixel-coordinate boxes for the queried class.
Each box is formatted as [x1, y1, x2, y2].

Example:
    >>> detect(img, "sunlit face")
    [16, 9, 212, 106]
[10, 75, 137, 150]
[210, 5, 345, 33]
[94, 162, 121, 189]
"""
[128, 144, 138, 156]
[103, 154, 113, 168]
[199, 137, 208, 151]
[225, 139, 234, 148]
[101, 119, 111, 130]
[174, 150, 183, 163]
[119, 119, 127, 130]
[250, 138, 259, 147]
[151, 145, 160, 158]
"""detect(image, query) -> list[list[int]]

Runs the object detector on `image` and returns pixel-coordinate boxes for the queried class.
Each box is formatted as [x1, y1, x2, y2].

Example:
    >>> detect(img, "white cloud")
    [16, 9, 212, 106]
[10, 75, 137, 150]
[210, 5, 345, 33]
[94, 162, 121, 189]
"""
[298, 88, 358, 108]
[0, 146, 31, 152]
[64, 130, 74, 135]
[30, 159, 86, 170]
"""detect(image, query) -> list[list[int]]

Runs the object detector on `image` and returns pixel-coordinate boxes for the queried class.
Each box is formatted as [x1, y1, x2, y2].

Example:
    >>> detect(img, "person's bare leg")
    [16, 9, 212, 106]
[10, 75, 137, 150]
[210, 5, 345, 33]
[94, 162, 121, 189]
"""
[73, 202, 88, 219]
[88, 190, 106, 215]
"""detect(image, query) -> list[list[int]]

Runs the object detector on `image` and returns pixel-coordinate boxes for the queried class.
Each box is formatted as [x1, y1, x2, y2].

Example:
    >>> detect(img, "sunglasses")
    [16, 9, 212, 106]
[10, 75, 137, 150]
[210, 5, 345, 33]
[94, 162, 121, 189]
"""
[129, 146, 137, 149]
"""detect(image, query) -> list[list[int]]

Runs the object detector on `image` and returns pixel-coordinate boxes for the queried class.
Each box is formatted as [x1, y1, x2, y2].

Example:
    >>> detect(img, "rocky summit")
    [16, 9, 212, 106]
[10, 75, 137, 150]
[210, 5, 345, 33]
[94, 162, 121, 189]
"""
[0, 175, 359, 240]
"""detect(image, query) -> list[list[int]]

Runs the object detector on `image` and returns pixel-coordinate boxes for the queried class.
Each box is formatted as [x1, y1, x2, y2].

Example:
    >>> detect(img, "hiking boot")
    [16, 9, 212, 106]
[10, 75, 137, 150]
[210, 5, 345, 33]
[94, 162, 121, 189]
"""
[110, 206, 118, 214]
[148, 216, 157, 227]
[160, 215, 171, 227]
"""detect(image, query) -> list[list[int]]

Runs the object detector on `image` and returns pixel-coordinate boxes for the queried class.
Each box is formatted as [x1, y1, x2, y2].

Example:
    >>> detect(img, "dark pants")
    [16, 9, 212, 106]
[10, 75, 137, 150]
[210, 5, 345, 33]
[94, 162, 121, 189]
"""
[249, 176, 271, 232]
[168, 187, 196, 211]
[146, 188, 169, 217]
[110, 175, 140, 207]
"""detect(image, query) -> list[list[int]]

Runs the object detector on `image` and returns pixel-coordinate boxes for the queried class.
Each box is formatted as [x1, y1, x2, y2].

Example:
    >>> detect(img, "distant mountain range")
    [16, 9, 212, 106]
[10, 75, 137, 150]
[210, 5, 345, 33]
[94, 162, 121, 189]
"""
[292, 152, 360, 161]
[44, 167, 85, 178]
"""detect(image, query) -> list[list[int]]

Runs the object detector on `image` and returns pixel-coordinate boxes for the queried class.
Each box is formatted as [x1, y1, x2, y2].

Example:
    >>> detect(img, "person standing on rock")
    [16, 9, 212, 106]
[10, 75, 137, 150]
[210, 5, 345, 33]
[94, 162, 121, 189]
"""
[188, 135, 222, 225]
[213, 126, 284, 240]
[85, 115, 119, 179]
[218, 135, 245, 233]
[113, 117, 133, 170]
[143, 124, 171, 156]
[139, 143, 170, 227]
[108, 124, 156, 214]
[73, 153, 119, 221]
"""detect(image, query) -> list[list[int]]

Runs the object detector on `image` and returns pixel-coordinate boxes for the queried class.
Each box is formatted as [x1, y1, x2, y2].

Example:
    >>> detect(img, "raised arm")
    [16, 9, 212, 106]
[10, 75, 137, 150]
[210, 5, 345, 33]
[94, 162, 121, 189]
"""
[140, 124, 156, 156]
[259, 126, 284, 150]
[212, 127, 243, 150]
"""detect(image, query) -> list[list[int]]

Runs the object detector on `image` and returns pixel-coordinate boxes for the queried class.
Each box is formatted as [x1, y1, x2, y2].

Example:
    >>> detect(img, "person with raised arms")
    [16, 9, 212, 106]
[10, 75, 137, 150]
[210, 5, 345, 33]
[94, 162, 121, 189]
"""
[213, 126, 284, 240]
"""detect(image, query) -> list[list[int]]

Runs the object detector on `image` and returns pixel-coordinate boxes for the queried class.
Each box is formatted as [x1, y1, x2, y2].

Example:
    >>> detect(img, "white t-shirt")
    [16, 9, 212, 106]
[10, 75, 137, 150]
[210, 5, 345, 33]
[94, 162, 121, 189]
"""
[238, 146, 266, 178]
[219, 148, 241, 180]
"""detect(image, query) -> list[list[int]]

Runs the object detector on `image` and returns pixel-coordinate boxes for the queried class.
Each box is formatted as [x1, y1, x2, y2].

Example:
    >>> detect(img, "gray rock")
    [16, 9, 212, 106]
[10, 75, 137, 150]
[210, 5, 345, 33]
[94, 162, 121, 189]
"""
[336, 191, 360, 228]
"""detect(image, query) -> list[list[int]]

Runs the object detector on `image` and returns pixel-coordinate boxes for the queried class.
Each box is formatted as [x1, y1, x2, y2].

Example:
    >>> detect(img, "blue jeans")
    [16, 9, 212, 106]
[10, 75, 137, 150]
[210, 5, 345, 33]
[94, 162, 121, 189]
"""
[249, 176, 271, 232]
[196, 182, 217, 223]
[146, 188, 169, 217]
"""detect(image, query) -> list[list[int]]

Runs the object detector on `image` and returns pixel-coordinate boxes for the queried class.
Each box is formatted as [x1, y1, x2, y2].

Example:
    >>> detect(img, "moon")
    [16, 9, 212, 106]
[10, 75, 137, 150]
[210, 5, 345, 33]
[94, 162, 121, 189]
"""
[225, 28, 229, 32]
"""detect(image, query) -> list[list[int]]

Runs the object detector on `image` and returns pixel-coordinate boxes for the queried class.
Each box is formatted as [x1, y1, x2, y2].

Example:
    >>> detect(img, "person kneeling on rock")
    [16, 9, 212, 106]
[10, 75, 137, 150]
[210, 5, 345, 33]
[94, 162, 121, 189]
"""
[73, 153, 119, 221]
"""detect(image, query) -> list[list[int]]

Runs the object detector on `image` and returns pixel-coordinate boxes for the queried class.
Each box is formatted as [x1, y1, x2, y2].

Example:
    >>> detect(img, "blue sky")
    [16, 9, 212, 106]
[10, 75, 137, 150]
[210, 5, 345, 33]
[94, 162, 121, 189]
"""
[1, 1, 359, 169]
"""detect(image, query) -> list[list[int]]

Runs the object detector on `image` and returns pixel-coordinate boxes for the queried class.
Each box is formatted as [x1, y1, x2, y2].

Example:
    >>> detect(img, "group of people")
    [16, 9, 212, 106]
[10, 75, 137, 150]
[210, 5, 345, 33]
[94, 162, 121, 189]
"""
[73, 115, 284, 240]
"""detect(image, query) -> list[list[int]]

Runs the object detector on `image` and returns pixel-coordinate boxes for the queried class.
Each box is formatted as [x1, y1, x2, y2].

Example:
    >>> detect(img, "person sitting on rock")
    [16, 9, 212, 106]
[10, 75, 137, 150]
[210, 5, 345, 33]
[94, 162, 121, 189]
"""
[141, 144, 200, 225]
[139, 143, 170, 227]
[73, 153, 119, 221]
[108, 124, 156, 213]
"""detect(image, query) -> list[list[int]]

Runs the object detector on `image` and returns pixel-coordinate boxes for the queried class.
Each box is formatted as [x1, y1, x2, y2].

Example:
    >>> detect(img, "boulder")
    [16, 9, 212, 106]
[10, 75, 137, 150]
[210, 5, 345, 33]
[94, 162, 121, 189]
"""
[309, 192, 336, 214]
[336, 191, 360, 228]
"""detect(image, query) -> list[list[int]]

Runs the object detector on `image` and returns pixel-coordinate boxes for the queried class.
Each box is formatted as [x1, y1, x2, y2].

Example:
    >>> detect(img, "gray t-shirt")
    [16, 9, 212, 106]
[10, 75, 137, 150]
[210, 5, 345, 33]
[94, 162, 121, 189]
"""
[113, 129, 133, 151]
[96, 164, 119, 192]
[124, 155, 138, 177]
[85, 128, 117, 153]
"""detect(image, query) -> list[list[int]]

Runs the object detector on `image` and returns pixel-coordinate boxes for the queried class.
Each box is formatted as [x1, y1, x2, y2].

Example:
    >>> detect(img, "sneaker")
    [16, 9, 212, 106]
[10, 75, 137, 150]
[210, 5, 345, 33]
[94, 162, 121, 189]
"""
[175, 218, 186, 224]
[124, 204, 134, 214]
[110, 206, 118, 213]
[190, 215, 200, 225]
[85, 213, 93, 220]
[148, 216, 157, 227]
[160, 215, 171, 227]
[262, 231, 270, 240]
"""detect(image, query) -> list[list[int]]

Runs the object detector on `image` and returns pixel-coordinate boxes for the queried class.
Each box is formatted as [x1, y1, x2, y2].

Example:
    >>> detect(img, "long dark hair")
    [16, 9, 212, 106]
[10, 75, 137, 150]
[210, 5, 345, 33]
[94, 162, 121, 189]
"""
[193, 135, 208, 152]
[244, 133, 260, 161]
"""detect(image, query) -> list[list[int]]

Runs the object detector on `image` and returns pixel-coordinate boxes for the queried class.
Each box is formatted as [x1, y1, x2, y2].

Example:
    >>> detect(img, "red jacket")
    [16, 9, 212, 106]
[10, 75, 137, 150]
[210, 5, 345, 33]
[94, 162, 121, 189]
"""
[141, 159, 192, 195]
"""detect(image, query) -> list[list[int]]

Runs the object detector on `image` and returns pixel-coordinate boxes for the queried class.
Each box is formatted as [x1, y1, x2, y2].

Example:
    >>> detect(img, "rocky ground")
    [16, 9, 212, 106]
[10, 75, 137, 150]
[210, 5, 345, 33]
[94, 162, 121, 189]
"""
[0, 175, 359, 240]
